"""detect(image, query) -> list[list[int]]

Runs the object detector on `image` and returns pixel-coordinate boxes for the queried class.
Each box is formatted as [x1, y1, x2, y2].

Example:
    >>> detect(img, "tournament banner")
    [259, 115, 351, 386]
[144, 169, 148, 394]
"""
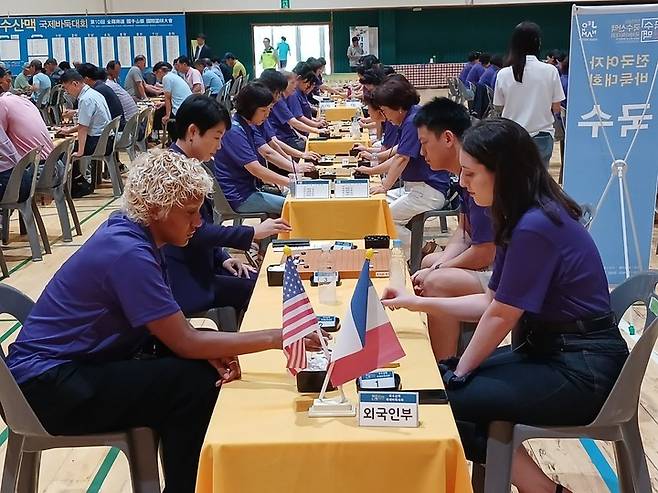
[563, 4, 658, 284]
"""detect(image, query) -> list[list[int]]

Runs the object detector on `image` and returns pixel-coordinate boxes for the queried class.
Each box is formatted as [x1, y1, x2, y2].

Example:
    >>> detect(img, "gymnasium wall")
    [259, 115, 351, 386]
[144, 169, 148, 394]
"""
[186, 3, 573, 75]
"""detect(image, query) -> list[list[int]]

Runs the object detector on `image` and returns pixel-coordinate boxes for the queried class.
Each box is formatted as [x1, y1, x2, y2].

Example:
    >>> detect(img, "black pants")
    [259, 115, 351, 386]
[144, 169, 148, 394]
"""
[0, 165, 33, 203]
[20, 357, 220, 493]
[448, 327, 628, 464]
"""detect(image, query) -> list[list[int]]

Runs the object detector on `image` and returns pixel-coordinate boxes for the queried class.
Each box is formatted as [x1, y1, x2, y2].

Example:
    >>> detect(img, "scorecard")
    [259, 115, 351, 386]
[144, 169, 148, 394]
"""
[281, 248, 391, 279]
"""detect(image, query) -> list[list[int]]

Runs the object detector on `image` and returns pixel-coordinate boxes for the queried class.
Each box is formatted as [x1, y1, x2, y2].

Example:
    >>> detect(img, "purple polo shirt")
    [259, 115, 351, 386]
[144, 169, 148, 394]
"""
[253, 120, 276, 147]
[382, 120, 398, 149]
[458, 61, 476, 83]
[466, 63, 486, 86]
[488, 202, 611, 322]
[560, 74, 568, 108]
[7, 213, 180, 384]
[456, 183, 493, 245]
[269, 98, 297, 141]
[286, 89, 312, 132]
[214, 115, 261, 209]
[479, 65, 499, 89]
[396, 105, 450, 194]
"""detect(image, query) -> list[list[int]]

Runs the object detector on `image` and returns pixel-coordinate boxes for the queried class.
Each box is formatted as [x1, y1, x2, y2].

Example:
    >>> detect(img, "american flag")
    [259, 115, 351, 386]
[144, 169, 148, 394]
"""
[282, 255, 320, 375]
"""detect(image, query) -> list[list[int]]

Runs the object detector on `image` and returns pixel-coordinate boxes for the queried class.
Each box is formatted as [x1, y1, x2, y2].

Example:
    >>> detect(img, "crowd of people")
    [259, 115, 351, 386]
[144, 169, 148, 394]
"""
[0, 20, 627, 493]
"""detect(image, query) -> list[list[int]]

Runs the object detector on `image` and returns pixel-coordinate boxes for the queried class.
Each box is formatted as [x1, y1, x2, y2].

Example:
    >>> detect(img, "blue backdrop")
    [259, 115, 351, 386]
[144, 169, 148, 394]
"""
[564, 4, 658, 284]
[0, 14, 187, 83]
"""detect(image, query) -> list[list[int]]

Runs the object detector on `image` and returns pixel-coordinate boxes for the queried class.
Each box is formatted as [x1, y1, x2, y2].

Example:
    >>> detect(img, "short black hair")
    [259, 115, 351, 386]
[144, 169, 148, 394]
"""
[263, 37, 270, 42]
[45, 58, 57, 66]
[479, 52, 492, 65]
[257, 69, 288, 93]
[197, 33, 206, 40]
[413, 97, 471, 139]
[59, 61, 71, 71]
[359, 54, 379, 70]
[293, 62, 315, 82]
[372, 74, 420, 111]
[235, 82, 274, 120]
[281, 36, 287, 41]
[134, 55, 146, 64]
[359, 67, 386, 86]
[96, 68, 109, 81]
[467, 51, 480, 62]
[106, 60, 120, 71]
[60, 69, 83, 83]
[178, 56, 191, 66]
[175, 94, 231, 137]
[352, 36, 359, 43]
[362, 91, 380, 110]
[491, 54, 504, 68]
[224, 52, 236, 60]
[77, 63, 99, 80]
[29, 59, 43, 71]
[153, 61, 172, 73]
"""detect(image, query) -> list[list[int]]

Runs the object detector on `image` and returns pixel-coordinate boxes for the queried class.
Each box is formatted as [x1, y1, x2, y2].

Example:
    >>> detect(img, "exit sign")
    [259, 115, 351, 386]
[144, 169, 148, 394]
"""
[281, 0, 290, 8]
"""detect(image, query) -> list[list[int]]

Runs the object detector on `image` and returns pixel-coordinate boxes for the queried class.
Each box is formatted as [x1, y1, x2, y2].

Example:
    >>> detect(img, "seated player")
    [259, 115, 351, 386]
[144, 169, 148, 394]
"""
[164, 94, 290, 317]
[354, 92, 398, 169]
[215, 83, 291, 215]
[287, 62, 326, 133]
[411, 98, 495, 360]
[7, 149, 325, 493]
[381, 118, 627, 493]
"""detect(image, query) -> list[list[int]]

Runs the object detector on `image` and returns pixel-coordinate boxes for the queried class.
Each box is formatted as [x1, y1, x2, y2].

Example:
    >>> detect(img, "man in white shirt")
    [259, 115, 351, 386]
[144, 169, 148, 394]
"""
[176, 56, 204, 94]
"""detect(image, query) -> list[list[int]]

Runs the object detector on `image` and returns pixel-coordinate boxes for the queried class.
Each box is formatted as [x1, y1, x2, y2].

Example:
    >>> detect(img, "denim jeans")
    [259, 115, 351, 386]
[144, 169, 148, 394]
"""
[533, 132, 554, 169]
[236, 191, 285, 215]
[447, 326, 628, 463]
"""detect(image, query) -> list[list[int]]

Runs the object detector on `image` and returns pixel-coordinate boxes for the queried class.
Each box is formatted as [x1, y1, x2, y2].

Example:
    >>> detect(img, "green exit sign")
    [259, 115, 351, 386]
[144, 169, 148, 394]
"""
[281, 0, 290, 8]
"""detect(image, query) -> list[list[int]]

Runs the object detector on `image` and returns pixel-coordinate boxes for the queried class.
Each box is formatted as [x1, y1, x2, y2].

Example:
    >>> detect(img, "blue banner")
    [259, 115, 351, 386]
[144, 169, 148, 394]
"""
[564, 4, 658, 284]
[0, 14, 187, 82]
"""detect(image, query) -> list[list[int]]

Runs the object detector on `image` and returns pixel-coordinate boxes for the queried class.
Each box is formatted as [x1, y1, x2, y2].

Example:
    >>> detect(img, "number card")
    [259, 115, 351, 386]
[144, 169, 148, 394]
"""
[359, 392, 419, 428]
[358, 371, 396, 389]
[334, 179, 369, 198]
[293, 180, 331, 199]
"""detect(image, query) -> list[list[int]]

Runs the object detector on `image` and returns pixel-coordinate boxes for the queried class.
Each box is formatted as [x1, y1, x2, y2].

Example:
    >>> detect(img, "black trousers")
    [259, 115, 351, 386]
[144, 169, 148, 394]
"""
[447, 327, 628, 464]
[20, 357, 220, 493]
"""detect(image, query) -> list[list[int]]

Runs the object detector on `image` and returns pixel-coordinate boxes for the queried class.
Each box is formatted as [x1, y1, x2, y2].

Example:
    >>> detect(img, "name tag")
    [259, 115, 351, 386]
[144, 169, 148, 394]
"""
[359, 391, 419, 428]
[293, 180, 330, 199]
[345, 101, 362, 108]
[358, 371, 396, 389]
[334, 179, 369, 198]
[313, 271, 339, 284]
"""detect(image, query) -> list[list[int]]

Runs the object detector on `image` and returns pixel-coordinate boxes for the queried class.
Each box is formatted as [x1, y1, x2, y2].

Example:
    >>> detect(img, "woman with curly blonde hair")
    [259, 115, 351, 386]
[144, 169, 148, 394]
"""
[7, 149, 324, 493]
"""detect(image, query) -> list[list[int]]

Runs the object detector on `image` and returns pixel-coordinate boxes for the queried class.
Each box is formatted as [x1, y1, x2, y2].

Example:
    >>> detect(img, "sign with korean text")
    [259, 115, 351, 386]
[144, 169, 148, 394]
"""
[0, 14, 186, 83]
[358, 391, 419, 428]
[564, 4, 658, 284]
[292, 179, 331, 199]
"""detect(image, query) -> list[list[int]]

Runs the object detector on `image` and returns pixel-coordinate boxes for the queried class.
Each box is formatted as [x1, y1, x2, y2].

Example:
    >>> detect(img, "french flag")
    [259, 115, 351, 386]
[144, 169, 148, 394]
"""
[330, 256, 406, 387]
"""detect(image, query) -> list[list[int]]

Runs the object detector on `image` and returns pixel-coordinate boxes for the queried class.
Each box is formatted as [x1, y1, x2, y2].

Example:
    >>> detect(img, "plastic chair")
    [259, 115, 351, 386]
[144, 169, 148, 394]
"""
[45, 85, 63, 126]
[0, 284, 161, 493]
[0, 148, 50, 262]
[407, 196, 461, 273]
[74, 116, 122, 197]
[135, 106, 154, 154]
[35, 139, 81, 242]
[115, 112, 140, 165]
[34, 90, 52, 125]
[475, 271, 658, 493]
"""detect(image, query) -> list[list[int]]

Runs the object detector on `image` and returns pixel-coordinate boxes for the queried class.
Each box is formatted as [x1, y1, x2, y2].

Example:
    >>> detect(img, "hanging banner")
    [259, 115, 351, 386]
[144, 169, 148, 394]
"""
[563, 4, 658, 284]
[0, 14, 186, 81]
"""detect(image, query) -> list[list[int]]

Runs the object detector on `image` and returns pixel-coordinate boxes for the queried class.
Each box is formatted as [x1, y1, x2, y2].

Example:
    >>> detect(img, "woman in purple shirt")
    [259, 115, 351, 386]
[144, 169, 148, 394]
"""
[287, 62, 325, 133]
[381, 118, 627, 493]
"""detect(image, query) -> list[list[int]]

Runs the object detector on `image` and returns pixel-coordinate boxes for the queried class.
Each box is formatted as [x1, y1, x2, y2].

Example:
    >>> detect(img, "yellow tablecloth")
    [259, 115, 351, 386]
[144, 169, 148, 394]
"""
[307, 136, 369, 155]
[322, 106, 359, 121]
[196, 244, 472, 493]
[278, 196, 397, 240]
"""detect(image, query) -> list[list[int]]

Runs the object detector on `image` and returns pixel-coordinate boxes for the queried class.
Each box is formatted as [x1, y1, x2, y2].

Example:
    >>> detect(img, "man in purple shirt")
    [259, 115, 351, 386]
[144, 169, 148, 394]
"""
[7, 150, 324, 493]
[466, 52, 489, 86]
[478, 54, 502, 89]
[458, 51, 479, 83]
[411, 97, 495, 359]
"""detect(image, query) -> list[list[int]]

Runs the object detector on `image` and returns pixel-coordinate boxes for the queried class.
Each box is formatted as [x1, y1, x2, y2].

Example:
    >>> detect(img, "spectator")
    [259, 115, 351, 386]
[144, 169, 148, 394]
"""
[44, 58, 64, 85]
[277, 36, 290, 69]
[29, 60, 52, 107]
[260, 38, 278, 70]
[192, 33, 211, 62]
[347, 36, 364, 72]
[177, 56, 204, 94]
[13, 63, 32, 93]
[224, 53, 246, 79]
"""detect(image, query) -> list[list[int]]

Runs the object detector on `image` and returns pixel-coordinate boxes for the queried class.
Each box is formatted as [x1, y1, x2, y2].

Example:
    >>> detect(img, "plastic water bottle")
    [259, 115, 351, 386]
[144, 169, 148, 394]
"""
[318, 245, 337, 305]
[350, 117, 360, 139]
[389, 239, 407, 290]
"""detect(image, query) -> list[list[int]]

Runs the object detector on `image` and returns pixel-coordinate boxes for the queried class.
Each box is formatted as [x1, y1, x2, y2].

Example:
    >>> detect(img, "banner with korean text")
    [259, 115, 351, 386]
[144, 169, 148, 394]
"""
[0, 14, 186, 82]
[564, 4, 658, 284]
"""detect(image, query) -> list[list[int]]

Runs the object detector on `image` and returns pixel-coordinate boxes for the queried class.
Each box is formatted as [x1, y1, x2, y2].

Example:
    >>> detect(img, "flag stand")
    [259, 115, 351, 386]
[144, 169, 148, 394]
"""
[308, 362, 357, 417]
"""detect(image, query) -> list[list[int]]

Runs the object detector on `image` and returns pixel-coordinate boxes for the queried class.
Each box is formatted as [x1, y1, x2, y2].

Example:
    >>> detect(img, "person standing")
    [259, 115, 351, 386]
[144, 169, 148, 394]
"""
[347, 36, 364, 72]
[493, 22, 564, 168]
[277, 36, 290, 69]
[29, 60, 51, 107]
[44, 58, 64, 85]
[193, 34, 212, 62]
[260, 38, 278, 71]
[13, 63, 32, 93]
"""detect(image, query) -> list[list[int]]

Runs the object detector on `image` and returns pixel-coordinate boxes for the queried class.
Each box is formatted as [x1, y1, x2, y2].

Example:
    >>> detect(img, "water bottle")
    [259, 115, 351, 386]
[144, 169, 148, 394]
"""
[350, 117, 360, 139]
[369, 152, 379, 168]
[318, 245, 337, 305]
[389, 239, 407, 290]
